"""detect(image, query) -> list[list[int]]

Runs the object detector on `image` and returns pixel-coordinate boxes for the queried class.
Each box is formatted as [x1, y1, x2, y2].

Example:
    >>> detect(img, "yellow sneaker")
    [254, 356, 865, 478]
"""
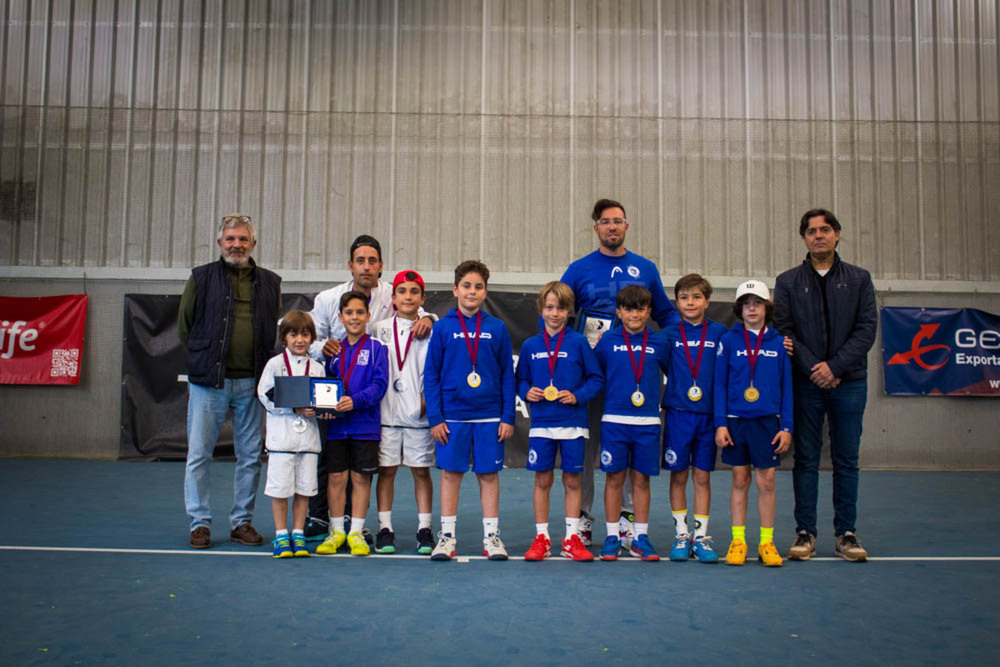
[315, 529, 346, 555]
[726, 538, 747, 566]
[348, 530, 370, 556]
[758, 541, 783, 567]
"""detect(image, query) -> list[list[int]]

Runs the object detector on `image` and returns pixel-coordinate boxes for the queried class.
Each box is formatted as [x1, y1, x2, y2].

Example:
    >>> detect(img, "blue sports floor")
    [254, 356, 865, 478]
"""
[1, 459, 998, 665]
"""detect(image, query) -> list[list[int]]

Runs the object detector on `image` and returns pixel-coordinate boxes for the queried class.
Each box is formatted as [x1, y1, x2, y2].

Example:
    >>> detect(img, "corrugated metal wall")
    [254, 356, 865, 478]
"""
[1, 0, 998, 282]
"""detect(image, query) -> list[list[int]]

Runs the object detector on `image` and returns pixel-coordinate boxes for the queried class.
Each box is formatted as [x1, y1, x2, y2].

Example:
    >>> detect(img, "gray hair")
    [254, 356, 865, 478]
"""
[218, 213, 256, 245]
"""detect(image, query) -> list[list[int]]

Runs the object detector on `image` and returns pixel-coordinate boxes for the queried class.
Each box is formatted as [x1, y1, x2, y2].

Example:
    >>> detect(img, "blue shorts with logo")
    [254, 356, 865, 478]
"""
[662, 408, 717, 472]
[527, 437, 585, 473]
[720, 415, 782, 469]
[436, 421, 505, 474]
[599, 422, 661, 477]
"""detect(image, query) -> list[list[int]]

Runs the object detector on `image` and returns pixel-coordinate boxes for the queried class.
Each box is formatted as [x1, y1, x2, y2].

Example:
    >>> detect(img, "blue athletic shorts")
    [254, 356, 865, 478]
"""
[527, 437, 585, 473]
[662, 408, 717, 472]
[599, 422, 661, 476]
[436, 421, 505, 474]
[720, 416, 782, 469]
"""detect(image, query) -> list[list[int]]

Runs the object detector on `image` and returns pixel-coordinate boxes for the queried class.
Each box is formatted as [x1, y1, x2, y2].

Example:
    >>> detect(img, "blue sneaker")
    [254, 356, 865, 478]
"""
[272, 534, 293, 559]
[629, 533, 661, 561]
[669, 534, 691, 561]
[690, 536, 720, 563]
[292, 532, 310, 557]
[600, 535, 623, 561]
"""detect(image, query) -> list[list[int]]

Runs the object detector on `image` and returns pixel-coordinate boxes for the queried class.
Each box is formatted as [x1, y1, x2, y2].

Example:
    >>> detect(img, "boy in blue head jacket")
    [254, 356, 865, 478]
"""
[714, 280, 793, 567]
[424, 260, 516, 561]
[517, 281, 604, 561]
[593, 285, 671, 561]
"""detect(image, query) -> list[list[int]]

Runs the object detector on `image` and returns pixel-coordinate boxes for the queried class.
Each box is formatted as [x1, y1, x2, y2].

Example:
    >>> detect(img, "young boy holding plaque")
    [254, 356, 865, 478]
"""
[516, 281, 604, 561]
[661, 274, 729, 563]
[371, 270, 436, 555]
[713, 280, 793, 567]
[315, 291, 389, 557]
[424, 260, 516, 561]
[593, 285, 671, 561]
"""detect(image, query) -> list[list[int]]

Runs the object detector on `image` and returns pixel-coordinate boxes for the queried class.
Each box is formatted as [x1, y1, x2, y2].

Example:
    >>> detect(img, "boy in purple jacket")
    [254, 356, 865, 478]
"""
[315, 290, 389, 556]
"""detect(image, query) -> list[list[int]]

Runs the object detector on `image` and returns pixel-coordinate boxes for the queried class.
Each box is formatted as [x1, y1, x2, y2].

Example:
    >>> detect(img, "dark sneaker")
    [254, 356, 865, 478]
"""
[375, 528, 396, 554]
[303, 517, 330, 542]
[788, 532, 816, 560]
[579, 515, 593, 547]
[190, 526, 211, 549]
[835, 532, 868, 562]
[230, 523, 264, 546]
[416, 528, 435, 554]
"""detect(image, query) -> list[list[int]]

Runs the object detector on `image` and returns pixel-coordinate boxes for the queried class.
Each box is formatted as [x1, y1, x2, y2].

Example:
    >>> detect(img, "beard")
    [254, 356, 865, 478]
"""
[222, 249, 250, 268]
[600, 236, 623, 252]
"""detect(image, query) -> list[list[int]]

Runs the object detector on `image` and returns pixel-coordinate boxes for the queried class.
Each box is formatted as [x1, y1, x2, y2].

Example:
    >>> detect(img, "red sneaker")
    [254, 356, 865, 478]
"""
[524, 533, 551, 561]
[561, 534, 595, 561]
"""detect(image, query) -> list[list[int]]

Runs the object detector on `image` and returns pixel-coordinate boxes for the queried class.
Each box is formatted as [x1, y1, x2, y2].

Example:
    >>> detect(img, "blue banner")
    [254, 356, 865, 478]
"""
[881, 307, 1000, 396]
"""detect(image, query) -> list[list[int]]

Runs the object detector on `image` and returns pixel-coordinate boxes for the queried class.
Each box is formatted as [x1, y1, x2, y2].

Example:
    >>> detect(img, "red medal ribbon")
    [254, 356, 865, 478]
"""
[282, 349, 296, 376]
[681, 321, 709, 384]
[622, 328, 649, 387]
[339, 334, 370, 386]
[742, 326, 766, 384]
[392, 317, 414, 373]
[542, 327, 566, 383]
[456, 311, 482, 369]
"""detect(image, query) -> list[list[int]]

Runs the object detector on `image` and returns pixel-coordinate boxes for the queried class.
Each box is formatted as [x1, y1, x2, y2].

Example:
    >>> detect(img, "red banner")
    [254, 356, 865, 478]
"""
[0, 294, 88, 385]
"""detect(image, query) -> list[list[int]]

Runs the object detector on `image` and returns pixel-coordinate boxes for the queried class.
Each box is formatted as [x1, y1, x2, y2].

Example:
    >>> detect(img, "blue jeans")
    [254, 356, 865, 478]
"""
[184, 378, 264, 531]
[792, 377, 868, 537]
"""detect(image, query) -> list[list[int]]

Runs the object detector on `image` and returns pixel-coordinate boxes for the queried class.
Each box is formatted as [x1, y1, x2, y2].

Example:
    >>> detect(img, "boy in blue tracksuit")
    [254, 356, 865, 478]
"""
[315, 290, 389, 557]
[662, 274, 729, 563]
[424, 260, 516, 561]
[517, 281, 604, 562]
[714, 280, 793, 567]
[593, 285, 671, 562]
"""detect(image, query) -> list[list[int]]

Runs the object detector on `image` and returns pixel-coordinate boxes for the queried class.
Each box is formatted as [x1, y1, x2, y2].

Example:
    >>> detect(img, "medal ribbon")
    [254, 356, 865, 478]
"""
[392, 317, 414, 373]
[339, 334, 370, 386]
[622, 328, 649, 388]
[742, 326, 766, 385]
[282, 349, 298, 376]
[680, 321, 709, 384]
[457, 311, 482, 370]
[542, 327, 566, 383]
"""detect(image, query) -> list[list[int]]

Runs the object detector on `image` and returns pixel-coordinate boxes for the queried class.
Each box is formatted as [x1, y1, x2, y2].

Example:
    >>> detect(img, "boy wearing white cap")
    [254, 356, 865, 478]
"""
[713, 280, 793, 567]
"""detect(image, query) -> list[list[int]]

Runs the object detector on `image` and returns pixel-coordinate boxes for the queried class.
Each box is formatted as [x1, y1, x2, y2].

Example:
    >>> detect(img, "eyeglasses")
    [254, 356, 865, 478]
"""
[596, 217, 626, 227]
[223, 215, 251, 225]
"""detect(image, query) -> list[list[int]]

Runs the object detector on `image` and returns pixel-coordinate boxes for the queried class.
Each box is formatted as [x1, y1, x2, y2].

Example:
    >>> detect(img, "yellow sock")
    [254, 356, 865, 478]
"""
[760, 526, 774, 544]
[732, 525, 745, 541]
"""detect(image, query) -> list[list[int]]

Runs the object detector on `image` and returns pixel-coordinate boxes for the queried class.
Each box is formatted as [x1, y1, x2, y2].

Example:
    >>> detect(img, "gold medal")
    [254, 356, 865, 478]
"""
[687, 385, 702, 402]
[744, 385, 760, 403]
[544, 384, 559, 401]
[467, 371, 481, 388]
[631, 390, 645, 407]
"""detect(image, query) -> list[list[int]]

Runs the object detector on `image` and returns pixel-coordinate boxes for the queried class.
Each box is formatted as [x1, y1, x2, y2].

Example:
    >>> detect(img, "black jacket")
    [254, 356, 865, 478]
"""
[184, 257, 281, 388]
[773, 253, 877, 382]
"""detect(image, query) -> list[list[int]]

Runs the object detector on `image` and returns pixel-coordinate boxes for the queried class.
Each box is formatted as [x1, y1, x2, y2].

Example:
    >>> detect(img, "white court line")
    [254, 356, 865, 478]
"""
[1, 546, 999, 562]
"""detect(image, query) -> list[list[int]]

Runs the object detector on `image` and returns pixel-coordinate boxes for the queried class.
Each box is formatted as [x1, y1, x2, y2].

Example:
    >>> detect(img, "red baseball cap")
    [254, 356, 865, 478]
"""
[392, 269, 425, 292]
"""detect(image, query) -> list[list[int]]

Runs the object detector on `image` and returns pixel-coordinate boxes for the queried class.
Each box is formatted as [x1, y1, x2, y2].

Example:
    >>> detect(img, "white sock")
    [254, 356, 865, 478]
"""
[418, 513, 432, 530]
[635, 522, 649, 537]
[565, 516, 579, 539]
[331, 516, 345, 533]
[441, 515, 457, 537]
[378, 511, 393, 532]
[673, 509, 688, 536]
[350, 517, 365, 534]
[291, 529, 304, 536]
[694, 514, 709, 539]
[535, 522, 550, 538]
[276, 528, 289, 537]
[606, 522, 619, 538]
[483, 517, 499, 538]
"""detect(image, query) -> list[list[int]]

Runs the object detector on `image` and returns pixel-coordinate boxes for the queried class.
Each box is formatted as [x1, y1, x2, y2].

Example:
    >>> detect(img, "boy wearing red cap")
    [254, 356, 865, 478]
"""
[371, 270, 436, 554]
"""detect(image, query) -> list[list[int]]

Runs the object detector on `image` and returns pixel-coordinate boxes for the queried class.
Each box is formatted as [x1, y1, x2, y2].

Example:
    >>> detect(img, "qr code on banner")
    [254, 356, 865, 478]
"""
[51, 349, 80, 377]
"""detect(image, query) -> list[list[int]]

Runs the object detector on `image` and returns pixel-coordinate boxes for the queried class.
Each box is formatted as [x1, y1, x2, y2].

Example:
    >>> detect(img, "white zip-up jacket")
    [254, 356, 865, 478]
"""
[257, 351, 325, 453]
[372, 315, 430, 428]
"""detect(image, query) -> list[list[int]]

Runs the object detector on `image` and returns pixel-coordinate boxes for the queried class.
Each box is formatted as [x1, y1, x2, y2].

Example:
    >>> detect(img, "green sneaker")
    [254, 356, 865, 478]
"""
[348, 531, 370, 556]
[316, 530, 346, 555]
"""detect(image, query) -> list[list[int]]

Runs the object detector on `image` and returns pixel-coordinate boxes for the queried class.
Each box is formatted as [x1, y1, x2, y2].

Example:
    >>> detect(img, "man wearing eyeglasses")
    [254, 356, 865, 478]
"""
[560, 199, 679, 546]
[178, 214, 282, 549]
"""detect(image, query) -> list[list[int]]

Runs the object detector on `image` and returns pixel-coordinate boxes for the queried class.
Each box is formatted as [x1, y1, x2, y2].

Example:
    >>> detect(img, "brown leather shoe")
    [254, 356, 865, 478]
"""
[230, 523, 264, 546]
[190, 526, 211, 549]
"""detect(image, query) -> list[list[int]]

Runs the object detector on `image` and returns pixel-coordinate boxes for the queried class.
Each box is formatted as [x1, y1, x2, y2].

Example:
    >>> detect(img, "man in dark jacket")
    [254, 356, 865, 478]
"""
[773, 209, 877, 562]
[178, 214, 282, 549]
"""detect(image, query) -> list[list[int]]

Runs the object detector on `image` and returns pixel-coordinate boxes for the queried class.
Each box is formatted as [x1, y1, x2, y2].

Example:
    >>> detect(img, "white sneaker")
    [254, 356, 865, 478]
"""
[578, 516, 593, 546]
[618, 512, 636, 550]
[482, 533, 509, 560]
[430, 532, 456, 561]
